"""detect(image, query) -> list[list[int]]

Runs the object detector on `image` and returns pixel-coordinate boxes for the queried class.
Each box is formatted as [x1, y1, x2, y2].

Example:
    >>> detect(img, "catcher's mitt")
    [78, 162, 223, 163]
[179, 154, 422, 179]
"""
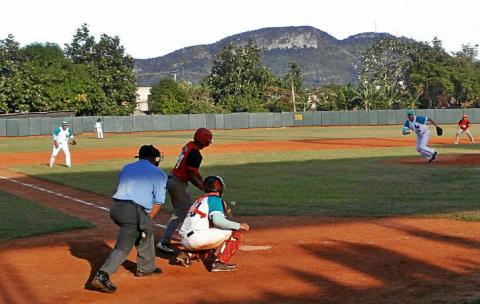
[436, 126, 443, 136]
[70, 140, 77, 145]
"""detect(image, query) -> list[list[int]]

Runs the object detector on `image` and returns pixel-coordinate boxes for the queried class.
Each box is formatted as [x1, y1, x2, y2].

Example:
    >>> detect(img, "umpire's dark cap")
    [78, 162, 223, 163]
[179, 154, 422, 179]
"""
[135, 145, 161, 159]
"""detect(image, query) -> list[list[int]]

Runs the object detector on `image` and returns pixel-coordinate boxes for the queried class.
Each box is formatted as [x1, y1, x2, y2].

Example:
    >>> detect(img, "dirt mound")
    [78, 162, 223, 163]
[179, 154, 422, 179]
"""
[391, 153, 480, 166]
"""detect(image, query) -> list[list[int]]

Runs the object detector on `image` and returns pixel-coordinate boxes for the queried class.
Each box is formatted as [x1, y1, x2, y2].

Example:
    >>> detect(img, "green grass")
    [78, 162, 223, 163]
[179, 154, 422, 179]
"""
[0, 190, 94, 241]
[0, 124, 461, 153]
[12, 143, 480, 219]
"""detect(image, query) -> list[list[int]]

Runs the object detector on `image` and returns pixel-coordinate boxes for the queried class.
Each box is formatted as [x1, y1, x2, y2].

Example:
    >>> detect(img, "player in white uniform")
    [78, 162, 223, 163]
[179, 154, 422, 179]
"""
[49, 121, 76, 167]
[177, 176, 250, 272]
[94, 118, 104, 139]
[402, 109, 441, 162]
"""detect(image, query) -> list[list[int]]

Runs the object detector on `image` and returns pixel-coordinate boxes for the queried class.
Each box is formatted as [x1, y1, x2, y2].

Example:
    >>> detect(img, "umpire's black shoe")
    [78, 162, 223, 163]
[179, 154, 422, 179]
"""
[91, 271, 117, 293]
[156, 241, 176, 253]
[135, 267, 162, 277]
[211, 261, 237, 272]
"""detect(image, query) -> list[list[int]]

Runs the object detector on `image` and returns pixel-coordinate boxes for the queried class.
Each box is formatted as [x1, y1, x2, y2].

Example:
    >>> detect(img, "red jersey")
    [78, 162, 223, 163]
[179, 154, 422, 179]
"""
[458, 118, 470, 131]
[171, 141, 203, 181]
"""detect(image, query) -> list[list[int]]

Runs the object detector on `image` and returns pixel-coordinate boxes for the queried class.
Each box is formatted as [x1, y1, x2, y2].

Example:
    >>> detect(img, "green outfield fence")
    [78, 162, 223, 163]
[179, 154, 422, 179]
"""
[0, 109, 477, 137]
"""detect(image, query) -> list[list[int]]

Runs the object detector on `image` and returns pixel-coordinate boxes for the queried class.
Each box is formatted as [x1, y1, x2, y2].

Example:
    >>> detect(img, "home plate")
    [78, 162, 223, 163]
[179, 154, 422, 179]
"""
[239, 245, 272, 251]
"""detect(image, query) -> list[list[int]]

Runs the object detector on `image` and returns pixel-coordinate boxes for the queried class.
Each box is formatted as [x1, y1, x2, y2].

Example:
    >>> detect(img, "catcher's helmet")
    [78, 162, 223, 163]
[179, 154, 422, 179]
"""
[203, 176, 225, 195]
[194, 128, 213, 147]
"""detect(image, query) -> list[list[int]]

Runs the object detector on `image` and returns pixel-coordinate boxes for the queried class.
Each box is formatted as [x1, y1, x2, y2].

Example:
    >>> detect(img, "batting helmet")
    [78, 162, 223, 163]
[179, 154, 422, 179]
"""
[203, 176, 225, 195]
[194, 128, 213, 147]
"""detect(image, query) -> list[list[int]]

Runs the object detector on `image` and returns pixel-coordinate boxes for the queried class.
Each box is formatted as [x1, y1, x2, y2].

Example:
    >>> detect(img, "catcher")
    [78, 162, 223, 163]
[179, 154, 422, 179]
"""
[455, 114, 475, 144]
[176, 176, 249, 272]
[402, 109, 442, 162]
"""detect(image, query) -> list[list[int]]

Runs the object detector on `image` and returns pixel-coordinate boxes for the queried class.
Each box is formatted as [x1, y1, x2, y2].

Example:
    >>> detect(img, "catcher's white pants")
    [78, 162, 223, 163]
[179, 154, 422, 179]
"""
[49, 143, 71, 167]
[96, 128, 104, 139]
[181, 228, 232, 251]
[416, 130, 435, 160]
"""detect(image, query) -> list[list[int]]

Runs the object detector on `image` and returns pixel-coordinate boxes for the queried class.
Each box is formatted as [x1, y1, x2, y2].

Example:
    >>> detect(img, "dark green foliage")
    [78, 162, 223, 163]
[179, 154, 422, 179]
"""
[205, 41, 287, 112]
[0, 24, 136, 115]
[150, 79, 188, 114]
[358, 37, 480, 109]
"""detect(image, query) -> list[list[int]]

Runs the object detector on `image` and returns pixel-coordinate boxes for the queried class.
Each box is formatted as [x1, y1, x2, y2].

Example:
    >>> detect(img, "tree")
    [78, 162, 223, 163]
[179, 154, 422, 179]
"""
[91, 33, 137, 115]
[283, 62, 303, 112]
[64, 23, 95, 64]
[150, 79, 188, 114]
[0, 35, 39, 113]
[64, 24, 137, 115]
[205, 41, 278, 112]
[454, 43, 479, 63]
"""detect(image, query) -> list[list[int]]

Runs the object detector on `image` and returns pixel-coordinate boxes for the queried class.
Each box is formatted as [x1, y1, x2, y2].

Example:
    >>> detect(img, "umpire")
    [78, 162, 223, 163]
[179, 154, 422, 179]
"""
[91, 145, 167, 293]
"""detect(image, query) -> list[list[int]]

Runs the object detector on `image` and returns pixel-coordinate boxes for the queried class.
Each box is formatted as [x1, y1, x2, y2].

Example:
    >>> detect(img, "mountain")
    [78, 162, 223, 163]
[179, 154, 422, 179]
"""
[134, 26, 394, 87]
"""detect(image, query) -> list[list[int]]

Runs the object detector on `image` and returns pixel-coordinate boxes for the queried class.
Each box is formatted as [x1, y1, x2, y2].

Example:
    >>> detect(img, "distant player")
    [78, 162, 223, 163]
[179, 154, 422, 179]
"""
[157, 128, 213, 253]
[455, 114, 475, 144]
[49, 121, 76, 168]
[94, 118, 104, 139]
[176, 176, 250, 272]
[402, 109, 442, 162]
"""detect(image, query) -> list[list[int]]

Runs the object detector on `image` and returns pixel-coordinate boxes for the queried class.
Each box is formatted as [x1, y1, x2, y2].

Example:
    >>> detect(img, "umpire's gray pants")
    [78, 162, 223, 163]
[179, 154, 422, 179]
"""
[161, 176, 192, 243]
[100, 200, 157, 274]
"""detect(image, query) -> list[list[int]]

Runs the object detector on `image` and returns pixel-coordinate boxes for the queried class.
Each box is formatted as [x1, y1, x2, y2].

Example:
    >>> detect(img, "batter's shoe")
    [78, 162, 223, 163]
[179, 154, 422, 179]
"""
[91, 271, 117, 293]
[135, 267, 162, 277]
[210, 261, 237, 272]
[429, 152, 438, 162]
[156, 241, 175, 253]
[176, 251, 192, 268]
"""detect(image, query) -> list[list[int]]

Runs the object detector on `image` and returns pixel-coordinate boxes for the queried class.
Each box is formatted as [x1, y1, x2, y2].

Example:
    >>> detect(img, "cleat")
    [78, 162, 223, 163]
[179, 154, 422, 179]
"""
[429, 152, 438, 162]
[91, 271, 117, 293]
[176, 251, 192, 268]
[156, 241, 176, 253]
[135, 267, 162, 277]
[210, 261, 237, 272]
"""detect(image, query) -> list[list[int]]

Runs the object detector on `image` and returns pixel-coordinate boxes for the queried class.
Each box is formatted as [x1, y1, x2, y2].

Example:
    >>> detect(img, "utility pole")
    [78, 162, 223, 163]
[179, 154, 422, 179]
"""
[291, 79, 296, 112]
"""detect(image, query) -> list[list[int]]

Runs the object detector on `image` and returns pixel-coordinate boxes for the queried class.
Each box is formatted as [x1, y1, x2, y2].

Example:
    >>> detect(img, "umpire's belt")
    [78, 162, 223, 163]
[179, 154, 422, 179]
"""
[114, 199, 140, 207]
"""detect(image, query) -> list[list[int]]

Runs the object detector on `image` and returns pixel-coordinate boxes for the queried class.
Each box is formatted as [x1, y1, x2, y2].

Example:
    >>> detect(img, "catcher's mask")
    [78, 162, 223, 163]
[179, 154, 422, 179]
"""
[203, 176, 225, 196]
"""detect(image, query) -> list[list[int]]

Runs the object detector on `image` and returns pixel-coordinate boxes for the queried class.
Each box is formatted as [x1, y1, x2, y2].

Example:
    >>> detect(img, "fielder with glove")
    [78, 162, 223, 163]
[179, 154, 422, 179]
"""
[176, 176, 249, 272]
[49, 120, 75, 168]
[455, 114, 475, 144]
[402, 109, 441, 162]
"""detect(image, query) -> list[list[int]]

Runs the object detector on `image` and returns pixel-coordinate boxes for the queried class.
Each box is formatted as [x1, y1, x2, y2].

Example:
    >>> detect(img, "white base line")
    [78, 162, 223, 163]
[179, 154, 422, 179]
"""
[0, 175, 167, 229]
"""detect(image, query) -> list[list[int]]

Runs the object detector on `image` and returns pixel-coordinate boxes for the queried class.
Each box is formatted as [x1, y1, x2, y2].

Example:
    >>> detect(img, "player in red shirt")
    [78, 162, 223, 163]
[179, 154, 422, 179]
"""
[455, 114, 475, 144]
[157, 128, 213, 253]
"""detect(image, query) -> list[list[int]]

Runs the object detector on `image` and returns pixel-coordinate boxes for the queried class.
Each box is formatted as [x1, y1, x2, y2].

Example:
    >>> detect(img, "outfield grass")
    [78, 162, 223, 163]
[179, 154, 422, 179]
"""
[0, 125, 461, 153]
[12, 142, 480, 220]
[0, 190, 94, 241]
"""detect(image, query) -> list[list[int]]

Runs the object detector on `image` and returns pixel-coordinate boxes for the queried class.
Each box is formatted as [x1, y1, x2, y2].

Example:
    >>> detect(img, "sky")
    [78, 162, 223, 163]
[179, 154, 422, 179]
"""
[1, 0, 479, 59]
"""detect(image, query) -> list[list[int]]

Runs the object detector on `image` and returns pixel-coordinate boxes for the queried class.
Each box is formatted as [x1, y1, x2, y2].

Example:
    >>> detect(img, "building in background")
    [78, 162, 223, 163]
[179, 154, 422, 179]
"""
[135, 87, 152, 115]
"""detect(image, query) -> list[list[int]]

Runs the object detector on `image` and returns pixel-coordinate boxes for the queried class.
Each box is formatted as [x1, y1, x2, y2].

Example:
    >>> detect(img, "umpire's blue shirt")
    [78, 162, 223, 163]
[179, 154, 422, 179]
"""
[113, 159, 167, 212]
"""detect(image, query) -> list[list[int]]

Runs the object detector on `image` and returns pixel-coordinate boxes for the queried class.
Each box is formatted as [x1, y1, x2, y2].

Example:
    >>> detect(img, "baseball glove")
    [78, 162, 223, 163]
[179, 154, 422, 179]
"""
[70, 140, 77, 145]
[436, 126, 443, 136]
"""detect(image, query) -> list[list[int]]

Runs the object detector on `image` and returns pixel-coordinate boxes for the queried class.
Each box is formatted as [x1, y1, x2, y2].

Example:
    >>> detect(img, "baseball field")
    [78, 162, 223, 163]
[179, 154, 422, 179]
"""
[1, 125, 480, 303]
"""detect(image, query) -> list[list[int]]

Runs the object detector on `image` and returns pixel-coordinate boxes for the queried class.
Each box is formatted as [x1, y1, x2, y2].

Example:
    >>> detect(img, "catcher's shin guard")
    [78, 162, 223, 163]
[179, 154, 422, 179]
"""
[218, 231, 242, 264]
